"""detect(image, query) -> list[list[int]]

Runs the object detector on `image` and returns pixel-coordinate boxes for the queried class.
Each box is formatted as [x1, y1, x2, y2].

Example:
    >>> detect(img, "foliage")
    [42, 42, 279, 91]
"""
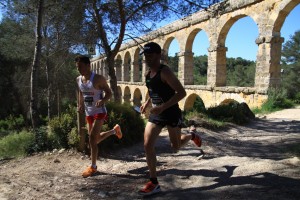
[182, 96, 254, 129]
[82, 0, 224, 101]
[68, 127, 80, 148]
[226, 57, 256, 87]
[206, 102, 249, 125]
[0, 0, 225, 122]
[26, 126, 49, 154]
[168, 55, 179, 73]
[168, 55, 255, 86]
[252, 88, 294, 115]
[0, 20, 33, 120]
[185, 96, 206, 114]
[194, 55, 208, 85]
[48, 105, 77, 149]
[294, 92, 300, 104]
[281, 31, 300, 64]
[0, 101, 145, 158]
[0, 17, 35, 60]
[281, 30, 300, 101]
[0, 1, 86, 125]
[0, 115, 25, 133]
[0, 131, 35, 159]
[97, 102, 145, 152]
[84, 1, 223, 48]
[184, 110, 226, 129]
[0, 114, 33, 142]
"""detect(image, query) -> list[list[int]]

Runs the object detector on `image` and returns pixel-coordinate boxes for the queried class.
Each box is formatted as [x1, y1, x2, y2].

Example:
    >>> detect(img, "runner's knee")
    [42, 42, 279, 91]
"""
[144, 140, 155, 152]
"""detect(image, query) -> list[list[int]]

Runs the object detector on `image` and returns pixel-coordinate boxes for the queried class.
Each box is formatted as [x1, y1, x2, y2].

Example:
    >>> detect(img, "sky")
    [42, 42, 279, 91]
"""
[0, 4, 299, 61]
[167, 4, 300, 61]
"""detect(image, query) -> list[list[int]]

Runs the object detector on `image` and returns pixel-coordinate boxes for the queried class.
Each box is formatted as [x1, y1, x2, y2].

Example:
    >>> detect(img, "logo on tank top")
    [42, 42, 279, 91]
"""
[84, 96, 93, 107]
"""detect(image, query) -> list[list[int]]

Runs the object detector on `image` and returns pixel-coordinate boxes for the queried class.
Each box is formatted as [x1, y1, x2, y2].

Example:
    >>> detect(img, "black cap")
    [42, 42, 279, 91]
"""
[140, 42, 161, 55]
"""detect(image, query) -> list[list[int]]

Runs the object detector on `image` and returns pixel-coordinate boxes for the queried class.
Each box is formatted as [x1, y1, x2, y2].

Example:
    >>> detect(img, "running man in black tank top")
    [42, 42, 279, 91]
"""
[138, 42, 202, 196]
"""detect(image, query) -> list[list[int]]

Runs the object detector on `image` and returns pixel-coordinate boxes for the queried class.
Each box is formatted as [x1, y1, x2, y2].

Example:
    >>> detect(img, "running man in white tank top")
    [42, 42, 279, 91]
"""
[75, 55, 123, 178]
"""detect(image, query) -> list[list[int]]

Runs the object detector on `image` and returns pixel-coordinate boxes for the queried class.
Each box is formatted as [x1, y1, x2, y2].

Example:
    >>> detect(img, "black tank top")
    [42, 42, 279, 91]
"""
[146, 65, 180, 116]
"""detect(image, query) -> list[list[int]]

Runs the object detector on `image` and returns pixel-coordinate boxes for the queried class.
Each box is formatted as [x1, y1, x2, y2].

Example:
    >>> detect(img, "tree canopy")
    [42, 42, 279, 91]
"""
[0, 0, 225, 125]
[281, 30, 300, 100]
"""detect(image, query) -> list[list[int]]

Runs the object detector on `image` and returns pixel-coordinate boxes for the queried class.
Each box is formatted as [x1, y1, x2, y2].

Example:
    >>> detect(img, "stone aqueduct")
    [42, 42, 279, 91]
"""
[90, 0, 299, 111]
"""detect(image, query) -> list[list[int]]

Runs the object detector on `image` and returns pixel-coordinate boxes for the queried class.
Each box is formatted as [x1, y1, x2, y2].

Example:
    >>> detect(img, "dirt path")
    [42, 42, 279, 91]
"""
[0, 108, 300, 200]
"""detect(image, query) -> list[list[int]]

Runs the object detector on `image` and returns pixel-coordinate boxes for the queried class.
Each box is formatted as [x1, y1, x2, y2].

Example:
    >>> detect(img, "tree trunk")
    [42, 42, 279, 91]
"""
[107, 55, 120, 102]
[30, 0, 44, 129]
[76, 89, 86, 152]
[45, 57, 51, 121]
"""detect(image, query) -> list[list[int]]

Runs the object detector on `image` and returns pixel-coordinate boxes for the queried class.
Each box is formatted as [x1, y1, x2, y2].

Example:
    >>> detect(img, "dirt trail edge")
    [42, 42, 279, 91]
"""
[1, 107, 300, 200]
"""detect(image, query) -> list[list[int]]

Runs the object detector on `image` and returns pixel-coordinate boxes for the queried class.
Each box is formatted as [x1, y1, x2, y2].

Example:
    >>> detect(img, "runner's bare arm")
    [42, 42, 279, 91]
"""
[141, 96, 151, 114]
[76, 77, 84, 113]
[94, 75, 112, 107]
[156, 66, 186, 112]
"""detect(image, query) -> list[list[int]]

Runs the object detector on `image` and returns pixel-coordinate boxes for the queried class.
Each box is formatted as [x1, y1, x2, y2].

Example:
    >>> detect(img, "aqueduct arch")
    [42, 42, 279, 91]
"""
[91, 0, 299, 110]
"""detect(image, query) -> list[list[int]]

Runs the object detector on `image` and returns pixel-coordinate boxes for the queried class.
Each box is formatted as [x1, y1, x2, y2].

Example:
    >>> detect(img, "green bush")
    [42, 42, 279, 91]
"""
[48, 106, 77, 149]
[26, 126, 49, 154]
[254, 88, 295, 115]
[293, 92, 300, 104]
[98, 102, 145, 152]
[0, 131, 35, 159]
[0, 115, 25, 138]
[0, 103, 145, 158]
[206, 102, 249, 125]
[68, 127, 80, 148]
[183, 100, 255, 127]
[183, 110, 226, 129]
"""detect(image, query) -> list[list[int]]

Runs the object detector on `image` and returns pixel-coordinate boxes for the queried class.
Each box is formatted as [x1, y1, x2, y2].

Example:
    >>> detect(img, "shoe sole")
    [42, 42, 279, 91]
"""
[197, 149, 205, 160]
[82, 171, 98, 178]
[114, 125, 122, 139]
[138, 186, 161, 196]
[116, 131, 122, 139]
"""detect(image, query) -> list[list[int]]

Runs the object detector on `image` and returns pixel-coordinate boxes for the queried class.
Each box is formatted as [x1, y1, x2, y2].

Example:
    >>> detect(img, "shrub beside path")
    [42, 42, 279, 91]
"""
[1, 107, 300, 200]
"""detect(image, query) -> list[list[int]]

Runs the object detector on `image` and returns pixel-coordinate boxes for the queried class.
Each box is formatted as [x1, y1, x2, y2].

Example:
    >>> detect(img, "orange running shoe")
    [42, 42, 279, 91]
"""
[190, 126, 202, 147]
[82, 166, 97, 178]
[114, 124, 123, 139]
[138, 181, 161, 196]
[192, 133, 202, 147]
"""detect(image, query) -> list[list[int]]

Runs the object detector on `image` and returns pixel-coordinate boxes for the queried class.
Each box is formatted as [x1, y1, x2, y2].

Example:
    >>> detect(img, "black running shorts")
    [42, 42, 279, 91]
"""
[148, 110, 183, 128]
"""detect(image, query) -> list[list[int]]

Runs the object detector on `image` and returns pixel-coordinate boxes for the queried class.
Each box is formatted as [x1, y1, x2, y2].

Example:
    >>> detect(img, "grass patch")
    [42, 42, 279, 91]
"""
[184, 110, 227, 130]
[0, 131, 35, 159]
[253, 88, 295, 115]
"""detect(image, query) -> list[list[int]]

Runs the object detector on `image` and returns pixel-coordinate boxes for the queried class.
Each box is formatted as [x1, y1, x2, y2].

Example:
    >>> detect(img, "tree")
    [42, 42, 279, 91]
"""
[40, 0, 86, 120]
[0, 0, 225, 125]
[194, 55, 208, 85]
[83, 0, 224, 101]
[0, 13, 35, 124]
[1, 0, 87, 122]
[281, 30, 300, 100]
[226, 57, 255, 87]
[29, 0, 44, 129]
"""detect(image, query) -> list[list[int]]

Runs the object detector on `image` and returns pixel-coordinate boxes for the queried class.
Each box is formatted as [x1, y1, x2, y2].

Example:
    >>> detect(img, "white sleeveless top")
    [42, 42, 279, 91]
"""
[77, 72, 107, 116]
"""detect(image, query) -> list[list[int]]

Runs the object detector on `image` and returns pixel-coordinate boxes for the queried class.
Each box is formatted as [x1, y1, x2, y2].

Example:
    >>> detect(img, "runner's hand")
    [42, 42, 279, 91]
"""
[150, 105, 164, 115]
[140, 104, 147, 114]
[95, 100, 104, 107]
[77, 105, 84, 113]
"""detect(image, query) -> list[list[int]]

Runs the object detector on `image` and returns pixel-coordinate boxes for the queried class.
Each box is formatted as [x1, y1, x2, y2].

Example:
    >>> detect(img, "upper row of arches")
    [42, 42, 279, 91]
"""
[91, 0, 300, 90]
